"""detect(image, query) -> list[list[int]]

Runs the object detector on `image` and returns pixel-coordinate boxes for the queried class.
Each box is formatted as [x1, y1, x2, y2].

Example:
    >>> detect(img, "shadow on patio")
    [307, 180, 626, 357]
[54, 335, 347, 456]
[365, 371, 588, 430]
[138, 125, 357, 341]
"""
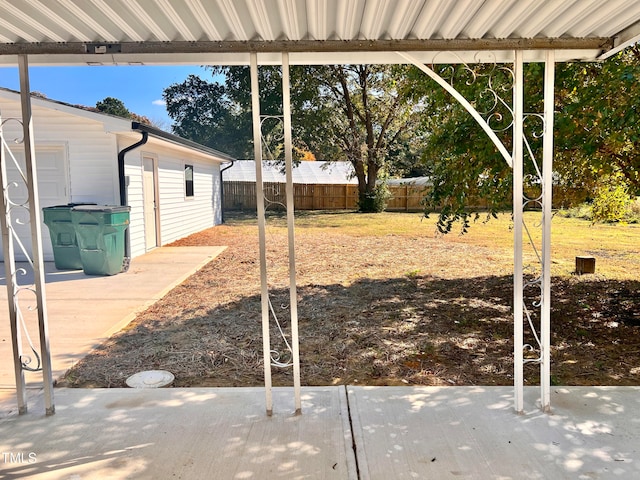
[1, 385, 639, 479]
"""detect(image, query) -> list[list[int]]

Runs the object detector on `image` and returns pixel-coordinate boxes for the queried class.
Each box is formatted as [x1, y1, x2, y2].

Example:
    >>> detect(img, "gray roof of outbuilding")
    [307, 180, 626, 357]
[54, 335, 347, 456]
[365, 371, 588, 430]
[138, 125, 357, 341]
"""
[223, 160, 357, 185]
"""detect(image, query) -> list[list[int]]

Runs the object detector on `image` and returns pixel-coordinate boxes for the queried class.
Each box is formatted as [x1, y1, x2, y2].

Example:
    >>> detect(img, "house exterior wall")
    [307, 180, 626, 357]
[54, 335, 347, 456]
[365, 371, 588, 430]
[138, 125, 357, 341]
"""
[1, 92, 225, 264]
[0, 99, 120, 206]
[122, 143, 222, 258]
[155, 152, 221, 245]
[0, 95, 119, 262]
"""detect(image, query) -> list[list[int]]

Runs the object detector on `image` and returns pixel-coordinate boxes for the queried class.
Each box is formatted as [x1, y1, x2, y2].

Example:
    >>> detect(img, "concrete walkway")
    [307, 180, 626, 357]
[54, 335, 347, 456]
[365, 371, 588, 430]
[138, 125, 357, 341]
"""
[0, 246, 225, 412]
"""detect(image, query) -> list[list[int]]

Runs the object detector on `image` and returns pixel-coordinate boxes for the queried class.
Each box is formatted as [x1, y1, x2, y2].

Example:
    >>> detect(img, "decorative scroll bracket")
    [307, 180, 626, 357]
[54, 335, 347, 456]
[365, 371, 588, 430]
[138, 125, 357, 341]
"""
[0, 54, 55, 415]
[398, 50, 554, 414]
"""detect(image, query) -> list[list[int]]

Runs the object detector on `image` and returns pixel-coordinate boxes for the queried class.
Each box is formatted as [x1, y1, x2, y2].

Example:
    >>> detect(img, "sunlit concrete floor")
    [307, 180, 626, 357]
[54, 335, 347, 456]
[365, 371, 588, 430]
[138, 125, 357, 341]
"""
[1, 385, 639, 479]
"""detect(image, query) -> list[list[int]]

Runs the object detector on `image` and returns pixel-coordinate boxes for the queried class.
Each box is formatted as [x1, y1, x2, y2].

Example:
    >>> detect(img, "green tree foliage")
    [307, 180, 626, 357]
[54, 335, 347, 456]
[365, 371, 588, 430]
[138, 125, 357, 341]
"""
[163, 65, 425, 212]
[162, 75, 241, 155]
[404, 63, 516, 232]
[94, 96, 153, 126]
[164, 67, 308, 160]
[555, 46, 640, 198]
[162, 46, 639, 220]
[95, 96, 131, 118]
[591, 171, 633, 223]
[298, 65, 425, 212]
[406, 45, 640, 231]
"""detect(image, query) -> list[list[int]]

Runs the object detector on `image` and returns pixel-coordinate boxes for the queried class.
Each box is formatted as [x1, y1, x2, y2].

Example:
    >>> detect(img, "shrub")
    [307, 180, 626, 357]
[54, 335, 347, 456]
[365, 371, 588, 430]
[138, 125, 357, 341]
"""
[558, 203, 593, 220]
[591, 173, 633, 223]
[358, 184, 391, 213]
[628, 197, 640, 223]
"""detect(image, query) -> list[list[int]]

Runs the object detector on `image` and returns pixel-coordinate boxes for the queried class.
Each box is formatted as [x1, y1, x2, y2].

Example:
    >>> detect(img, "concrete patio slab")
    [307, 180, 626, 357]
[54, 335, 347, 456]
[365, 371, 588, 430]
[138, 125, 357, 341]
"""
[349, 385, 640, 479]
[2, 243, 639, 479]
[1, 386, 639, 479]
[0, 386, 356, 480]
[0, 246, 225, 412]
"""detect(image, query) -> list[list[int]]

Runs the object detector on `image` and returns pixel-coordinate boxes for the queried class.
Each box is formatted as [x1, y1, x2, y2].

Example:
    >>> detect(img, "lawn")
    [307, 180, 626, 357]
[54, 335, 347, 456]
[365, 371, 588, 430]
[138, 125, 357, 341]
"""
[60, 210, 640, 388]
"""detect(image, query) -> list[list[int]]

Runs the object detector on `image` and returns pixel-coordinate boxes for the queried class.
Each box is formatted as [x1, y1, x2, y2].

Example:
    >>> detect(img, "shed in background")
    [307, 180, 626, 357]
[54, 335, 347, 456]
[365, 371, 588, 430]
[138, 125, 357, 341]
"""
[223, 160, 359, 211]
[223, 160, 431, 212]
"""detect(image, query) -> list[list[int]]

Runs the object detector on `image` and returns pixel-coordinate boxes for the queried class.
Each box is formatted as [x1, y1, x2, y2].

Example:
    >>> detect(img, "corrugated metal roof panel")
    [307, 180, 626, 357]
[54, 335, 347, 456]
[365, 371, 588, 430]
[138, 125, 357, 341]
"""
[0, 0, 639, 65]
[224, 161, 357, 185]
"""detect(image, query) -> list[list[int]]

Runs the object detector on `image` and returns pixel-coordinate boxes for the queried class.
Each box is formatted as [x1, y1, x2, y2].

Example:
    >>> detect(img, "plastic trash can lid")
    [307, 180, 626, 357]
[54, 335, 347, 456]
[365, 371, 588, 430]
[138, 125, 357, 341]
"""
[71, 204, 131, 213]
[44, 203, 97, 209]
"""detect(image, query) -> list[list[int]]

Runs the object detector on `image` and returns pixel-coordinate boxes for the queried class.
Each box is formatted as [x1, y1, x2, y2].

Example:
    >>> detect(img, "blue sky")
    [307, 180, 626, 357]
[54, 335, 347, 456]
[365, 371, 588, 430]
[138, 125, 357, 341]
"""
[1, 65, 211, 130]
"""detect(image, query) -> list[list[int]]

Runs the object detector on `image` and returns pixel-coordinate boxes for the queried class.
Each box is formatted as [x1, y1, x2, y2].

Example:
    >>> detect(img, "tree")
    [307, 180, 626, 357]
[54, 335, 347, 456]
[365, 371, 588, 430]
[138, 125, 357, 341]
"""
[94, 96, 154, 126]
[404, 62, 516, 232]
[164, 65, 425, 212]
[297, 65, 425, 212]
[95, 97, 131, 118]
[406, 46, 640, 231]
[555, 45, 640, 197]
[162, 74, 242, 155]
[163, 69, 291, 160]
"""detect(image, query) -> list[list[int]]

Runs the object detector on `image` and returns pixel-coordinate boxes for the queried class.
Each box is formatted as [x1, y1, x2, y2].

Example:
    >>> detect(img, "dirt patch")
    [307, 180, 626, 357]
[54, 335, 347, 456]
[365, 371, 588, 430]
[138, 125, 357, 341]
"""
[59, 213, 640, 388]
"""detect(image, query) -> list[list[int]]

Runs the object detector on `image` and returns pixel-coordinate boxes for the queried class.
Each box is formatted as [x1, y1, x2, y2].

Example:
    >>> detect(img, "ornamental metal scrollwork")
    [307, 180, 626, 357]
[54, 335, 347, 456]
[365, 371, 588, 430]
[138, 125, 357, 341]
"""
[0, 113, 43, 373]
[14, 276, 42, 371]
[428, 53, 549, 376]
[431, 51, 515, 135]
[520, 111, 549, 369]
[260, 115, 287, 211]
[258, 114, 294, 369]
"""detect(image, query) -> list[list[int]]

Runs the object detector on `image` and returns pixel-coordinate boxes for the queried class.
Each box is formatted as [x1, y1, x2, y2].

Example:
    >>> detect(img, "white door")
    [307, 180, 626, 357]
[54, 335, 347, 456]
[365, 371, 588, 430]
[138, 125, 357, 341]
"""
[0, 145, 69, 261]
[142, 156, 159, 251]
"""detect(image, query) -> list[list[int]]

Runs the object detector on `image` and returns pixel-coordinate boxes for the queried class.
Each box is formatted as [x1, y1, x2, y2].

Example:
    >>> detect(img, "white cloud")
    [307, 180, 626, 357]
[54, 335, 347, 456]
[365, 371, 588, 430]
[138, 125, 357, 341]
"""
[152, 99, 166, 106]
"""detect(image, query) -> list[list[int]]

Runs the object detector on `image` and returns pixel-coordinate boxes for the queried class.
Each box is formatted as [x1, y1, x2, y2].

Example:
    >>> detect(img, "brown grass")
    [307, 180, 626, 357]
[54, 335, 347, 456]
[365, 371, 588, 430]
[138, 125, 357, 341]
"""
[59, 211, 640, 389]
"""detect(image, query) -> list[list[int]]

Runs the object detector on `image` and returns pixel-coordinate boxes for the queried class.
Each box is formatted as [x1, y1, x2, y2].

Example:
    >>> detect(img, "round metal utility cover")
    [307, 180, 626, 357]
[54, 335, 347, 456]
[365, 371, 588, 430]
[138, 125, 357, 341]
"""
[125, 370, 174, 388]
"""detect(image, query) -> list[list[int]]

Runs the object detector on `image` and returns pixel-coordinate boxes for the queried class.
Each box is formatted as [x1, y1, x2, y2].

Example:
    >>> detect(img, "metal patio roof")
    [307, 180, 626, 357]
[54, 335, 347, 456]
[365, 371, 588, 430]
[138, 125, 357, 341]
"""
[0, 0, 639, 66]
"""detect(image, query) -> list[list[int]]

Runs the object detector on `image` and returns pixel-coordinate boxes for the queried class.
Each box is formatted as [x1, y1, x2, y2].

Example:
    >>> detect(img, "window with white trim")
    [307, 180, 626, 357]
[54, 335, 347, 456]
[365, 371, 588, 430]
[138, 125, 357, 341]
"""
[185, 164, 194, 197]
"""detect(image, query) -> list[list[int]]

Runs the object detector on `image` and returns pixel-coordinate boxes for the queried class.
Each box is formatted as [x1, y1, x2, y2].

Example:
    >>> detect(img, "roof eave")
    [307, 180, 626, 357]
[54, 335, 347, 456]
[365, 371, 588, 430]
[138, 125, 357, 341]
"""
[0, 36, 613, 55]
[597, 20, 640, 60]
[131, 122, 235, 163]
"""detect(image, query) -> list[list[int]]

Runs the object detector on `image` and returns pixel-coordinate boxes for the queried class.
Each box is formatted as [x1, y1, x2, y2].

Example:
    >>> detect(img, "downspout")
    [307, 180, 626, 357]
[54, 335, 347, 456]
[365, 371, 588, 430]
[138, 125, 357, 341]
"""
[219, 160, 234, 223]
[117, 129, 149, 270]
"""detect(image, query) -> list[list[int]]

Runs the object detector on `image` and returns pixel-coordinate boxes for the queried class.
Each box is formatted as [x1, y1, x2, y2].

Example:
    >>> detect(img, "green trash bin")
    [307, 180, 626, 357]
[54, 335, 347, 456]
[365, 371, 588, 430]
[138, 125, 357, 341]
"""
[71, 205, 131, 275]
[42, 204, 95, 270]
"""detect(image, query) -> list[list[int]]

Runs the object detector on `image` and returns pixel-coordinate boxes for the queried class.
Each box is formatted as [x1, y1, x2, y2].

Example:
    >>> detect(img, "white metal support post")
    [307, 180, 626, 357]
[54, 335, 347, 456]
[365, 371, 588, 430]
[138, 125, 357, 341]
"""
[14, 55, 55, 415]
[250, 52, 273, 416]
[540, 50, 555, 413]
[513, 50, 525, 415]
[0, 101, 27, 414]
[21, 54, 55, 415]
[281, 52, 302, 415]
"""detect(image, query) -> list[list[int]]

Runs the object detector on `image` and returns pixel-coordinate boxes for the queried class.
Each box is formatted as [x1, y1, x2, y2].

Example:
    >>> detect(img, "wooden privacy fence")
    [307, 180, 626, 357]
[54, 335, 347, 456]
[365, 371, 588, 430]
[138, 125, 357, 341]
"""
[224, 181, 590, 213]
[223, 181, 427, 211]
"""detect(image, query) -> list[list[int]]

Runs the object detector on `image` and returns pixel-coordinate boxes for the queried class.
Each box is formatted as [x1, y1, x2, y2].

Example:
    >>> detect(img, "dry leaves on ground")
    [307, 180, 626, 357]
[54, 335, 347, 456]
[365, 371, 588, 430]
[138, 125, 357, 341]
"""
[60, 213, 640, 388]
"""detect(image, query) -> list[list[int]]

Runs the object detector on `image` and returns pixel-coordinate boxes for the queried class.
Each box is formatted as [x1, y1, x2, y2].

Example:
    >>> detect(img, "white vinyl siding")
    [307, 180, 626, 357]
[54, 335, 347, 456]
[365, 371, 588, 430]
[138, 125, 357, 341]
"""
[0, 99, 120, 206]
[123, 151, 146, 258]
[155, 154, 221, 245]
[0, 145, 69, 261]
[124, 146, 223, 256]
[1, 90, 226, 262]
